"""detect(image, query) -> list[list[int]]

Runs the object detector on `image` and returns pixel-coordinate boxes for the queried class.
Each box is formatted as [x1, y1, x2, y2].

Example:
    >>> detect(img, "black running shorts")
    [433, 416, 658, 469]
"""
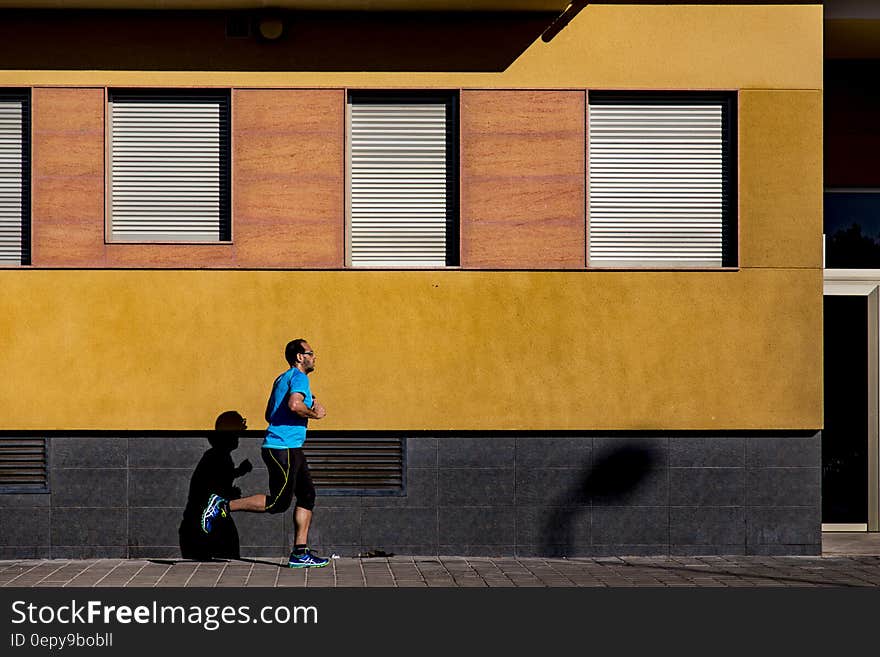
[261, 447, 316, 513]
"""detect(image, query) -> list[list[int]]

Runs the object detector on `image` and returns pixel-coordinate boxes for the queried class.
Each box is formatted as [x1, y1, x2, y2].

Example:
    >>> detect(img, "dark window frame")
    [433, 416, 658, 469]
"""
[107, 88, 232, 244]
[823, 187, 880, 270]
[588, 90, 738, 269]
[346, 90, 460, 268]
[0, 88, 31, 266]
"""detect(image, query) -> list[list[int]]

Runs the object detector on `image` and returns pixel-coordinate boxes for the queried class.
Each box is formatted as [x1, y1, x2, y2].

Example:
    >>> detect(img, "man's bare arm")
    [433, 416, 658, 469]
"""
[288, 392, 326, 419]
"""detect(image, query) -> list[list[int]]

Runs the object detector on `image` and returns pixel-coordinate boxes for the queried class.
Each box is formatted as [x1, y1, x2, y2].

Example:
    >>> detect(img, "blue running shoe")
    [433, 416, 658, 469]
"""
[201, 493, 228, 534]
[288, 549, 330, 568]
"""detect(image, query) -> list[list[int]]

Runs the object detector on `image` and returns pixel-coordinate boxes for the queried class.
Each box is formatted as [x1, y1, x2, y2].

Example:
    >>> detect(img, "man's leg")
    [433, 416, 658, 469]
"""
[286, 449, 327, 568]
[202, 493, 266, 533]
[203, 447, 290, 533]
[290, 448, 316, 549]
[293, 506, 312, 546]
[230, 494, 267, 512]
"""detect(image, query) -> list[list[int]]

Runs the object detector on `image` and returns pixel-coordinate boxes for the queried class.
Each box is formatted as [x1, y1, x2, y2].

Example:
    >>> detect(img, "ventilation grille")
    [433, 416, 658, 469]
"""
[305, 436, 404, 493]
[0, 438, 48, 491]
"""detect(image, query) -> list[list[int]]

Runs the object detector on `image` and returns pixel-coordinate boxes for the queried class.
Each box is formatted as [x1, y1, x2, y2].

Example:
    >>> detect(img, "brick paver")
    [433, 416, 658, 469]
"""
[3, 554, 880, 587]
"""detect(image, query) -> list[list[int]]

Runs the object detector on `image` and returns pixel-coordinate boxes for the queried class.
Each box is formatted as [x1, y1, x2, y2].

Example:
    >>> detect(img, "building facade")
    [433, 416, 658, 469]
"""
[0, 2, 824, 558]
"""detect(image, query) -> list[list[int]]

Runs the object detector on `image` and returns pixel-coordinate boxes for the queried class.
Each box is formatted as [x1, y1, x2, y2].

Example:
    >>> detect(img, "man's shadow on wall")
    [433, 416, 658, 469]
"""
[178, 410, 253, 561]
[543, 443, 658, 556]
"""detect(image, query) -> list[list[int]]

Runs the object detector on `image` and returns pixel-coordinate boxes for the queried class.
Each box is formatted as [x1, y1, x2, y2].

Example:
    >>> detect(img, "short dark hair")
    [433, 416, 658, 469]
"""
[285, 338, 308, 366]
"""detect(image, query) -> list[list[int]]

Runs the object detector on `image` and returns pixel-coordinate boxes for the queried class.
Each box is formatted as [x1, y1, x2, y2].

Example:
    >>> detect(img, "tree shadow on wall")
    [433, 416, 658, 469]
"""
[542, 443, 658, 557]
[0, 10, 559, 72]
[178, 410, 253, 561]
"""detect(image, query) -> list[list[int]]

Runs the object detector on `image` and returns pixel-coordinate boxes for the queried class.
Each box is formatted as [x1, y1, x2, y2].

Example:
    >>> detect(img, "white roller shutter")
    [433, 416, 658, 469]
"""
[109, 92, 229, 242]
[589, 101, 726, 267]
[349, 100, 450, 267]
[0, 93, 27, 265]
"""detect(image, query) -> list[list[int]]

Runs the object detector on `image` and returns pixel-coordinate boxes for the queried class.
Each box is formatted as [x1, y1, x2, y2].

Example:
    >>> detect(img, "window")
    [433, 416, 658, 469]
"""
[108, 90, 230, 242]
[347, 92, 459, 267]
[824, 189, 880, 269]
[588, 92, 737, 268]
[0, 90, 30, 265]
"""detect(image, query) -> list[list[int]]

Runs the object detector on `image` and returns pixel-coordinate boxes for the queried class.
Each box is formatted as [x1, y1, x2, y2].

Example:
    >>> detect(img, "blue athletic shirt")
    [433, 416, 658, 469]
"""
[262, 367, 313, 449]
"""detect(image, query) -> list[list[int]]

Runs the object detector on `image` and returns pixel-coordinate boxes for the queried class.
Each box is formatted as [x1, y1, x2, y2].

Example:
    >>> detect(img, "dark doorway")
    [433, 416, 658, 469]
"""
[823, 295, 869, 524]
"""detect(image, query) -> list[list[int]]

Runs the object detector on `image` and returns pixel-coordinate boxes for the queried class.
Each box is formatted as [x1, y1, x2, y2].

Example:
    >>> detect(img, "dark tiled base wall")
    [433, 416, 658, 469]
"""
[0, 432, 821, 558]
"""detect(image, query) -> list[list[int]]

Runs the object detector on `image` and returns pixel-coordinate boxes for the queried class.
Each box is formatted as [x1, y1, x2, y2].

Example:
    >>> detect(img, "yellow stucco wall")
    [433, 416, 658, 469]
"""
[740, 90, 823, 269]
[0, 268, 821, 431]
[0, 4, 823, 431]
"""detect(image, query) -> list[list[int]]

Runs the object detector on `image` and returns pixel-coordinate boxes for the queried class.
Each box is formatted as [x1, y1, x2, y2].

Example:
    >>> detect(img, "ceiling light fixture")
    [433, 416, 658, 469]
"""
[257, 15, 284, 41]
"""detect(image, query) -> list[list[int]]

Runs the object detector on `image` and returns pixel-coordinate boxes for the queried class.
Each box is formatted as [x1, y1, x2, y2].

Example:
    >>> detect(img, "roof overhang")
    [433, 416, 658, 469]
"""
[826, 0, 880, 58]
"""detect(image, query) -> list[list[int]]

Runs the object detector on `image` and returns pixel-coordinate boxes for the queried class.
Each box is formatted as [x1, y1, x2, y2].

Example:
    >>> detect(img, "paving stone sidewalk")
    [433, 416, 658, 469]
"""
[3, 554, 880, 587]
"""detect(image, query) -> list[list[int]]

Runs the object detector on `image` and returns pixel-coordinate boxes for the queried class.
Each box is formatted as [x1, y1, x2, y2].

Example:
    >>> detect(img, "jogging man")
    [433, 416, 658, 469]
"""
[201, 338, 329, 568]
